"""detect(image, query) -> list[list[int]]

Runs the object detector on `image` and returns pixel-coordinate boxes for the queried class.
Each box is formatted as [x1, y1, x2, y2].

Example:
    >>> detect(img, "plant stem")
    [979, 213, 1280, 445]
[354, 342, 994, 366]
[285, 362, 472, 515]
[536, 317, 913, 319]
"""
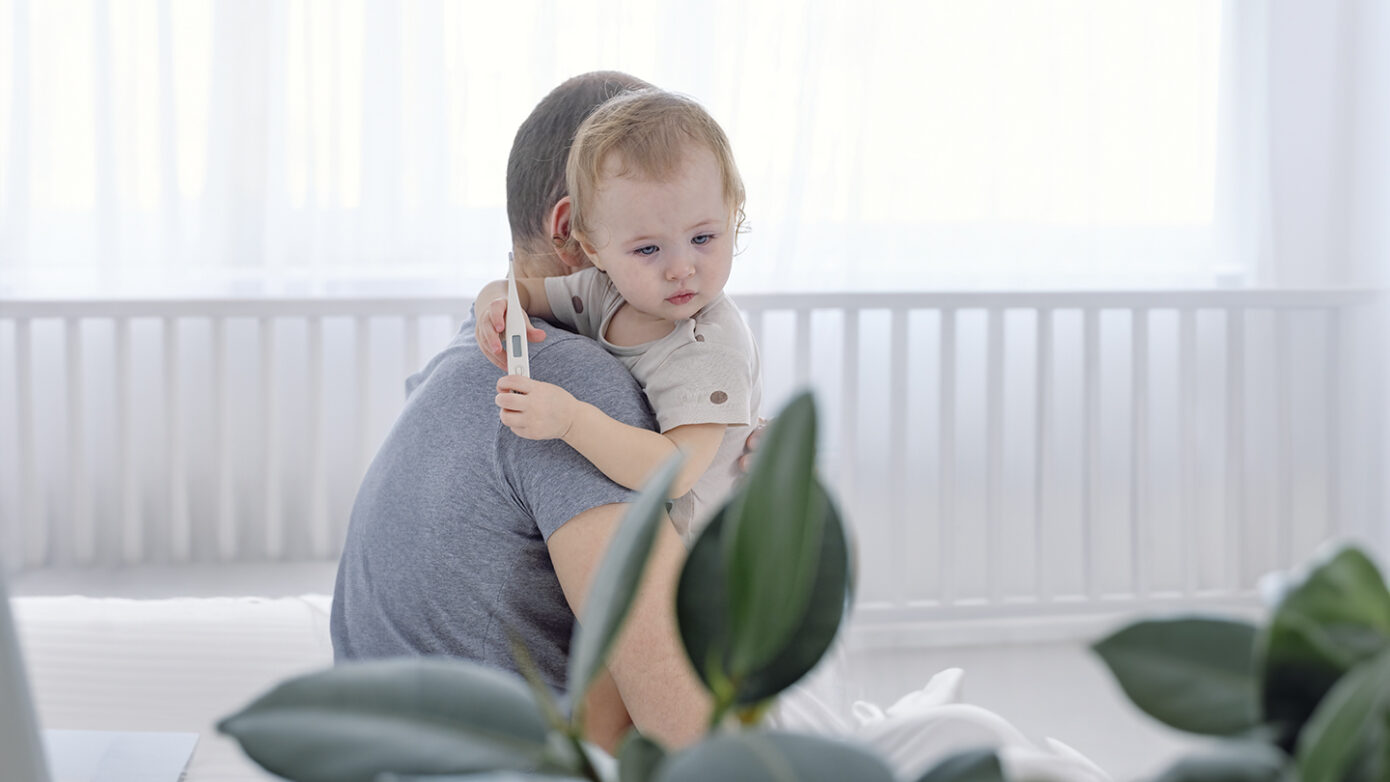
[569, 731, 604, 782]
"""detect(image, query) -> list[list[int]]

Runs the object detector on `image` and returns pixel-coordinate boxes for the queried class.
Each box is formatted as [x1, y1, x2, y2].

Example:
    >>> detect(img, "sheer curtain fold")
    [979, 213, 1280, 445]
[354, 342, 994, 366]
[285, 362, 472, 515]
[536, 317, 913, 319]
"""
[0, 0, 1376, 296]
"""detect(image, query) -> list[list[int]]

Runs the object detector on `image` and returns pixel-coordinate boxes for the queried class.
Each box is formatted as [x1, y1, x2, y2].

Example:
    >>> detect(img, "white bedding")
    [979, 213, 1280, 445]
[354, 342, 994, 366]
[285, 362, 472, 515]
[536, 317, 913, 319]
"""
[14, 595, 334, 782]
[13, 594, 1109, 782]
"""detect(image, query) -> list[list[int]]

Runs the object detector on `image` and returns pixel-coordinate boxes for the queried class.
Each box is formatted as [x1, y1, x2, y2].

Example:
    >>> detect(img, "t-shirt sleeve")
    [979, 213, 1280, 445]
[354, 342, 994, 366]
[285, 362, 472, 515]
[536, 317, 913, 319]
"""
[645, 343, 755, 432]
[500, 336, 658, 541]
[544, 268, 610, 341]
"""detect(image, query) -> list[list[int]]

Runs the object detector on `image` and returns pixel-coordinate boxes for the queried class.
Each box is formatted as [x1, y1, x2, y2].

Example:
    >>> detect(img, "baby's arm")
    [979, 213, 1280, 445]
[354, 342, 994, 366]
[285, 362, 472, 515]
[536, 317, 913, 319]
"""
[473, 277, 553, 370]
[495, 375, 724, 498]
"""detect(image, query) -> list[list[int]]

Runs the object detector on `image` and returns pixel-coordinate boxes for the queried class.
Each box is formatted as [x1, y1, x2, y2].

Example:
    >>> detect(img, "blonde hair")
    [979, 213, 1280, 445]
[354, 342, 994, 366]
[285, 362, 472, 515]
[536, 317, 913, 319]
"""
[564, 90, 747, 256]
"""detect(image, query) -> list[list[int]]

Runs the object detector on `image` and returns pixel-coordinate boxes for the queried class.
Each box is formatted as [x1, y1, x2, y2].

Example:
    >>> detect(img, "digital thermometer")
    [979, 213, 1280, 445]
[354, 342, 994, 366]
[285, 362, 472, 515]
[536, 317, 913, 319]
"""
[505, 252, 530, 378]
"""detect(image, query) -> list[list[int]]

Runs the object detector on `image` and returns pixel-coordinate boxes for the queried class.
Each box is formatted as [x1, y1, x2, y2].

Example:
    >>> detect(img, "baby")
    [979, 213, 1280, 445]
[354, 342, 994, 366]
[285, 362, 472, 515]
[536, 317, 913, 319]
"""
[474, 89, 761, 543]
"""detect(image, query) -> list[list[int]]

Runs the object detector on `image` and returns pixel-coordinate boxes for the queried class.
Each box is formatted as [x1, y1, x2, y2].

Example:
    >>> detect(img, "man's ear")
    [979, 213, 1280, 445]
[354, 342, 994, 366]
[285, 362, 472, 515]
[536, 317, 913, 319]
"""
[548, 197, 586, 271]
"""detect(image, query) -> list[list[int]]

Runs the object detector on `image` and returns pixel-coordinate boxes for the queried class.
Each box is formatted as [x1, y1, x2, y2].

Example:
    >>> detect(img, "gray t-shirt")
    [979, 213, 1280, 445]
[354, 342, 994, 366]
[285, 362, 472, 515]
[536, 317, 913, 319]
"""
[544, 268, 761, 542]
[330, 315, 656, 692]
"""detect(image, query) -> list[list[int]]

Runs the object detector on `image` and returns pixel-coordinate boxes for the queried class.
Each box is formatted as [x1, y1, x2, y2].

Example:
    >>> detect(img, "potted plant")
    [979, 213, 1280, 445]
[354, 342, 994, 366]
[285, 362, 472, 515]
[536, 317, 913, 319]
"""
[1093, 543, 1390, 781]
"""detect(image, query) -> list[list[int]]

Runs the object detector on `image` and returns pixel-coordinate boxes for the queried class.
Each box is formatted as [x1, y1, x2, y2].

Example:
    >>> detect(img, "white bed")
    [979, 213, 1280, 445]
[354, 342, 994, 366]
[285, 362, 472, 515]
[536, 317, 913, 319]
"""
[11, 571, 1202, 782]
[14, 591, 334, 781]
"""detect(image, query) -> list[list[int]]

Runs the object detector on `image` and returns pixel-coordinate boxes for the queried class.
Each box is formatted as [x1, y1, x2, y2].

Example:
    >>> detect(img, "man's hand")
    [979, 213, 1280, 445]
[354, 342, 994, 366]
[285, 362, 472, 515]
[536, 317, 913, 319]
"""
[496, 375, 578, 440]
[737, 417, 769, 473]
[475, 288, 546, 371]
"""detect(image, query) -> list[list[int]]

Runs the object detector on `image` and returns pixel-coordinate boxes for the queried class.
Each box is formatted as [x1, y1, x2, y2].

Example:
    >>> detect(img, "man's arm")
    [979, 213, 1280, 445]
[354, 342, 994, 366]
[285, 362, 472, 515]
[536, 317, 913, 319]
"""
[547, 502, 711, 749]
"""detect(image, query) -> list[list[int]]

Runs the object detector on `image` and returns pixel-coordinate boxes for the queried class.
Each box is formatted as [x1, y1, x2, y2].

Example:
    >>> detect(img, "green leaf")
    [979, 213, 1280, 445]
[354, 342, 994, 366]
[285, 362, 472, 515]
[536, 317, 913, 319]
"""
[676, 501, 732, 696]
[568, 453, 683, 721]
[1092, 617, 1261, 735]
[723, 391, 825, 677]
[731, 481, 850, 704]
[657, 731, 896, 782]
[911, 749, 1005, 782]
[677, 478, 852, 705]
[218, 659, 552, 782]
[1296, 648, 1390, 782]
[377, 775, 584, 782]
[1257, 546, 1390, 743]
[618, 732, 666, 782]
[1150, 742, 1287, 782]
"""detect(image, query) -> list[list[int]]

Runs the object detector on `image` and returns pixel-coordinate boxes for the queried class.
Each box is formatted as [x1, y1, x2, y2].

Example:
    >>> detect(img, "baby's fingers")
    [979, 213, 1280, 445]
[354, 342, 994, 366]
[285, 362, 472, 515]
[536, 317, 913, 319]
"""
[487, 298, 509, 333]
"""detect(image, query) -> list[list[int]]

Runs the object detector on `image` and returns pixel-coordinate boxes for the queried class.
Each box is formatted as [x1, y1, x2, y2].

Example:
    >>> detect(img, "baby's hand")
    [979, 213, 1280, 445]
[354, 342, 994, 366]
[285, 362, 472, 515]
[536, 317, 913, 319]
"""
[476, 294, 546, 372]
[495, 375, 578, 440]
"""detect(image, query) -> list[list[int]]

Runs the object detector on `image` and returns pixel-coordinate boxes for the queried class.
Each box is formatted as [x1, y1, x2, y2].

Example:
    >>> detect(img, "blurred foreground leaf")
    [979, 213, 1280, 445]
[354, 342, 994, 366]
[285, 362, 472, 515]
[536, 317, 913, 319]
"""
[657, 731, 895, 782]
[218, 659, 552, 782]
[911, 749, 1005, 782]
[1093, 617, 1260, 735]
[678, 478, 850, 706]
[1257, 546, 1390, 744]
[1296, 648, 1390, 782]
[723, 391, 825, 678]
[1150, 742, 1287, 782]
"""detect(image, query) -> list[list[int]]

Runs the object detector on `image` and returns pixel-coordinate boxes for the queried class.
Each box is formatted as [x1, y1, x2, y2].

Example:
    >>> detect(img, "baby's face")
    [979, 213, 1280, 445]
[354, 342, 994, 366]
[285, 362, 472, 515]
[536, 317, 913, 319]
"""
[578, 146, 734, 324]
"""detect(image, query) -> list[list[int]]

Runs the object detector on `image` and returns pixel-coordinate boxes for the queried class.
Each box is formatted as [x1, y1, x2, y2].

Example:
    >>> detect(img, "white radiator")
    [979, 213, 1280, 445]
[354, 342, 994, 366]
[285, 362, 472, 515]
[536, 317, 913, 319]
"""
[1, 291, 1383, 638]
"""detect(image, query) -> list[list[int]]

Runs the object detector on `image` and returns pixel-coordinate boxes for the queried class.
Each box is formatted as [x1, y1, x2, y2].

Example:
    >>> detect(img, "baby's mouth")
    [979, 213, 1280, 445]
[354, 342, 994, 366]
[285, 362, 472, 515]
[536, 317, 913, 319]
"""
[666, 291, 696, 304]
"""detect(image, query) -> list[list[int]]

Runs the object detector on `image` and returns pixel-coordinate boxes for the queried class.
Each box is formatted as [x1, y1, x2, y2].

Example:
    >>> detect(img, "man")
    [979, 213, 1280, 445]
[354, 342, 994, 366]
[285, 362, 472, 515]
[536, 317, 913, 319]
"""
[330, 72, 712, 751]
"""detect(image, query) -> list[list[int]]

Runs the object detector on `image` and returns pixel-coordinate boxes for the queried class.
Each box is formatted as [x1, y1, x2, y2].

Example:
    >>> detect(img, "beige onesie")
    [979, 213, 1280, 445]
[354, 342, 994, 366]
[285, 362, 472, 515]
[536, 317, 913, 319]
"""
[544, 267, 762, 543]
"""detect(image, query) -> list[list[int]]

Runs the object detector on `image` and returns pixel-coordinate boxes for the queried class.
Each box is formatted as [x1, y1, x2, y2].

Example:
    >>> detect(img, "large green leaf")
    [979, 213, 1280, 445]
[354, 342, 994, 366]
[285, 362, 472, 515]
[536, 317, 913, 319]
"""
[377, 775, 583, 781]
[1092, 617, 1261, 735]
[1150, 742, 1287, 782]
[722, 391, 825, 678]
[618, 732, 666, 782]
[656, 731, 896, 782]
[911, 749, 1004, 782]
[1257, 546, 1390, 744]
[677, 478, 852, 705]
[730, 481, 850, 704]
[218, 659, 553, 782]
[568, 454, 683, 720]
[1296, 648, 1390, 782]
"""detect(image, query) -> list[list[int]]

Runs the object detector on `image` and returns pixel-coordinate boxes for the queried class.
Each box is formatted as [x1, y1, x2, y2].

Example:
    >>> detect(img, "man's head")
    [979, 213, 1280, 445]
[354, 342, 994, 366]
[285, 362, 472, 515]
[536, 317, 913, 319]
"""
[506, 71, 653, 278]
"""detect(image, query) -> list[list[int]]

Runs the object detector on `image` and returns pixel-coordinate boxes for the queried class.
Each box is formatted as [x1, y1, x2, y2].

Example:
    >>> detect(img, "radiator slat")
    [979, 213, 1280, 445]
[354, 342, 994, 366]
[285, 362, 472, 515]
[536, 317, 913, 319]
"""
[1034, 309, 1052, 601]
[1131, 311, 1149, 598]
[986, 308, 1004, 604]
[838, 309, 859, 520]
[15, 320, 42, 570]
[213, 317, 236, 562]
[308, 316, 329, 559]
[888, 307, 907, 607]
[115, 317, 136, 566]
[938, 309, 956, 604]
[1082, 308, 1099, 600]
[261, 317, 283, 559]
[1275, 311, 1293, 570]
[1181, 309, 1198, 596]
[65, 318, 89, 567]
[1225, 309, 1246, 590]
[165, 317, 189, 563]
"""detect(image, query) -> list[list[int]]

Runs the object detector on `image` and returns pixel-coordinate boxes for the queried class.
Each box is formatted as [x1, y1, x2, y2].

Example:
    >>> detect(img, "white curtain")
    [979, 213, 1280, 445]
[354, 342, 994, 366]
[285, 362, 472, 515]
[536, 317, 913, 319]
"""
[0, 0, 1377, 297]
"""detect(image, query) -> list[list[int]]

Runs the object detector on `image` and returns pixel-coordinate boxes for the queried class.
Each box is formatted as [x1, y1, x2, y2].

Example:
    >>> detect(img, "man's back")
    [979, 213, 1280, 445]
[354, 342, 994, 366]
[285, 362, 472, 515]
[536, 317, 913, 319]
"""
[330, 316, 655, 691]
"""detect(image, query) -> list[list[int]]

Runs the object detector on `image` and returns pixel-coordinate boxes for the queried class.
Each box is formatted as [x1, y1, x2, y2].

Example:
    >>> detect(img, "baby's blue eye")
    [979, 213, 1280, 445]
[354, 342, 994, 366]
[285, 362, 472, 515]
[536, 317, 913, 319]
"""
[692, 234, 713, 246]
[634, 245, 658, 256]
